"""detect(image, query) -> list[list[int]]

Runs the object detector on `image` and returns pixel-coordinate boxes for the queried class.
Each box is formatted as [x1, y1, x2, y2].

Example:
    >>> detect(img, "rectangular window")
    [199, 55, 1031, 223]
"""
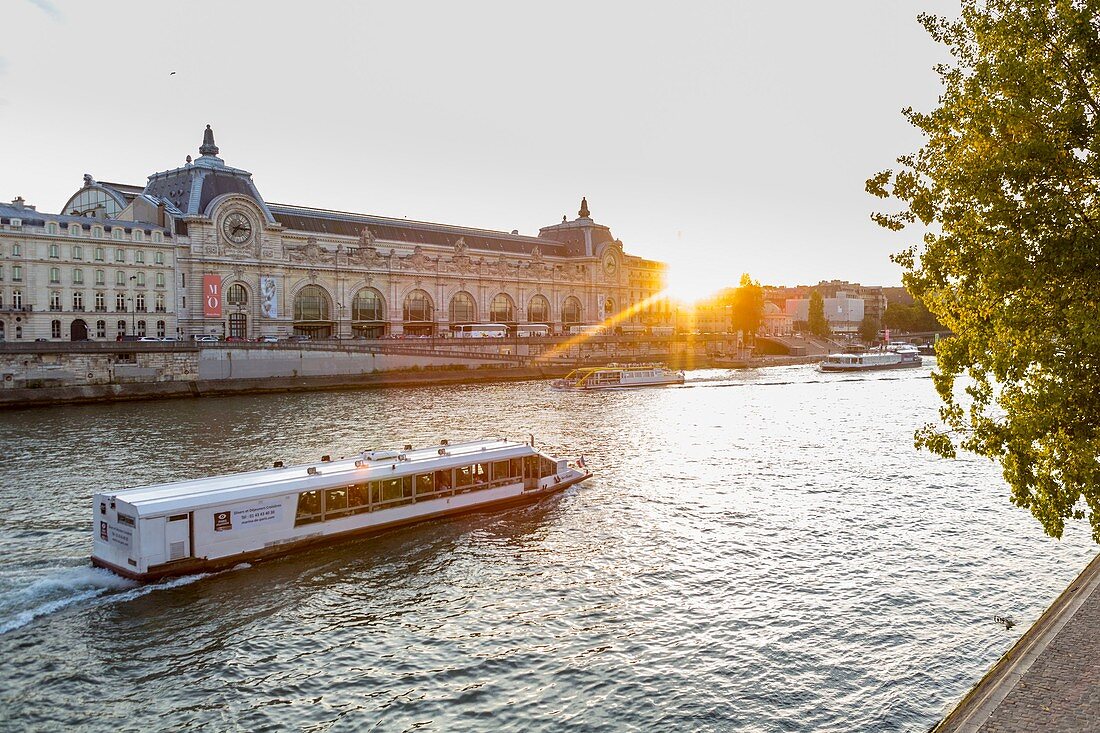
[155, 272, 165, 288]
[95, 247, 104, 261]
[381, 478, 403, 502]
[156, 320, 165, 337]
[295, 491, 322, 526]
[324, 488, 349, 518]
[135, 250, 145, 263]
[72, 269, 84, 285]
[475, 463, 489, 485]
[73, 246, 83, 260]
[95, 269, 105, 286]
[136, 272, 145, 287]
[155, 293, 165, 312]
[136, 320, 146, 337]
[96, 320, 106, 338]
[73, 292, 84, 310]
[434, 469, 452, 492]
[415, 473, 434, 495]
[49, 244, 59, 258]
[492, 460, 511, 483]
[12, 243, 21, 257]
[348, 484, 368, 510]
[116, 293, 126, 311]
[51, 320, 61, 338]
[455, 465, 475, 488]
[50, 292, 61, 311]
[136, 293, 146, 312]
[95, 292, 105, 311]
[155, 251, 165, 265]
[115, 248, 125, 262]
[11, 266, 21, 282]
[510, 458, 522, 478]
[49, 267, 60, 284]
[116, 271, 125, 286]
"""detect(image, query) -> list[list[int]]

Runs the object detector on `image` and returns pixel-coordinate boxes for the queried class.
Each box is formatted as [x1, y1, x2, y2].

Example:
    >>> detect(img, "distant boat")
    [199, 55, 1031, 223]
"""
[551, 363, 685, 390]
[818, 344, 922, 372]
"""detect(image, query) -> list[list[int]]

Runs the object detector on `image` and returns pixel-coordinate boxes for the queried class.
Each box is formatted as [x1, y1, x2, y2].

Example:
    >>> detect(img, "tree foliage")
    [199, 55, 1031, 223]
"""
[729, 273, 764, 339]
[882, 300, 943, 333]
[859, 315, 881, 343]
[868, 1, 1100, 541]
[807, 290, 830, 338]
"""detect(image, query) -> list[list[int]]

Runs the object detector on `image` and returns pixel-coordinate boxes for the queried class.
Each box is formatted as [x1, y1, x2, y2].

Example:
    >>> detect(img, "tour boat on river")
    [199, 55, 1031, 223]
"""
[550, 363, 685, 390]
[818, 344, 922, 372]
[91, 438, 590, 582]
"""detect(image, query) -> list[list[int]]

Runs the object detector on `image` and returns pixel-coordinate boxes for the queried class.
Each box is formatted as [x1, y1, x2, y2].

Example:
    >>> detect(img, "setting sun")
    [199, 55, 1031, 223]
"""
[660, 257, 733, 305]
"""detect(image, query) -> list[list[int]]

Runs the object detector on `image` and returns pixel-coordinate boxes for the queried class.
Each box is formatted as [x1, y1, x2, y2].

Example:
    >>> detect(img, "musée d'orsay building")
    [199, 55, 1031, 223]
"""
[0, 125, 667, 341]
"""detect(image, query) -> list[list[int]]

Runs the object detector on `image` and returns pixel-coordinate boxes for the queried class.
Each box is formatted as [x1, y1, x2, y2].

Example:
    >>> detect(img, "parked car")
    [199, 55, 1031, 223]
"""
[193, 335, 220, 343]
[258, 335, 280, 343]
[138, 337, 160, 342]
[225, 336, 248, 343]
[281, 334, 311, 343]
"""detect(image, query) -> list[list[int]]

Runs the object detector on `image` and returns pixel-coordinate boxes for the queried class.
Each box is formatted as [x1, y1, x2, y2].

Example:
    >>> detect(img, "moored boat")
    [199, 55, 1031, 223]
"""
[91, 438, 590, 582]
[818, 344, 922, 372]
[550, 363, 685, 390]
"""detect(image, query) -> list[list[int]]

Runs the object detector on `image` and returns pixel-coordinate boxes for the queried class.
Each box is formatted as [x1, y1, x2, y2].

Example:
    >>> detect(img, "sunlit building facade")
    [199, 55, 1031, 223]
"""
[0, 195, 178, 342]
[11, 126, 667, 341]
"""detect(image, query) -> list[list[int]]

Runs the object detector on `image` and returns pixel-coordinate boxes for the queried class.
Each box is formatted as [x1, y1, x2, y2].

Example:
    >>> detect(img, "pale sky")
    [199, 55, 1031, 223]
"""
[1, 0, 958, 291]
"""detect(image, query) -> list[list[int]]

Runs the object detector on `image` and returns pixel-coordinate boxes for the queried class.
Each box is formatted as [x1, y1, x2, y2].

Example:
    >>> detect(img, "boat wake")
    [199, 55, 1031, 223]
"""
[0, 564, 239, 636]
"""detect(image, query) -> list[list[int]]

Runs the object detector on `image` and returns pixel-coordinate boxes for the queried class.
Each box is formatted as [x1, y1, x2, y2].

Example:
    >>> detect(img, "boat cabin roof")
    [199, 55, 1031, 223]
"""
[101, 439, 540, 517]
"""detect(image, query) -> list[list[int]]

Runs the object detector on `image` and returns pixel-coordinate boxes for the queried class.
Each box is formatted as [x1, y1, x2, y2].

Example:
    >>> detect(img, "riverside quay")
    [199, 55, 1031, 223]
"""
[0, 125, 671, 343]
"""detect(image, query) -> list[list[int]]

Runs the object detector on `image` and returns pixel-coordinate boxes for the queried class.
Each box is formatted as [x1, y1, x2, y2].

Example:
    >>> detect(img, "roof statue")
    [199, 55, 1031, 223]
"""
[579, 197, 590, 218]
[199, 124, 220, 157]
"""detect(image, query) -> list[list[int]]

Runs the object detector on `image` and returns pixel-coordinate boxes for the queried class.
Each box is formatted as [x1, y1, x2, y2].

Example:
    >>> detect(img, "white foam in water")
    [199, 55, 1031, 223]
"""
[0, 565, 219, 636]
[0, 566, 136, 635]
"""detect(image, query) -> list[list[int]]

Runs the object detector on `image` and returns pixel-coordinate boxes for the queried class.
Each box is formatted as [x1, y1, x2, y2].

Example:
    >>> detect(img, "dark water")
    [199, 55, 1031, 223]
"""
[0, 365, 1094, 732]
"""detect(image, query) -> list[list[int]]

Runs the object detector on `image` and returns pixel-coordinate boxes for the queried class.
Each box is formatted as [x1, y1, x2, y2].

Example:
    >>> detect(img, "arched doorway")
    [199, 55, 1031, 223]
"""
[403, 289, 434, 336]
[70, 319, 88, 341]
[352, 287, 386, 338]
[227, 284, 248, 339]
[293, 284, 334, 338]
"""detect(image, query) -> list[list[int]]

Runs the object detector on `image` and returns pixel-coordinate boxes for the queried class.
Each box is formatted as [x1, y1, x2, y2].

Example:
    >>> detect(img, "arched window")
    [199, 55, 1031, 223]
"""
[293, 285, 331, 322]
[63, 186, 125, 219]
[562, 296, 583, 326]
[490, 293, 514, 323]
[351, 288, 386, 338]
[96, 320, 106, 338]
[449, 291, 476, 324]
[226, 283, 248, 306]
[527, 295, 549, 323]
[117, 320, 126, 335]
[352, 288, 384, 321]
[403, 290, 434, 336]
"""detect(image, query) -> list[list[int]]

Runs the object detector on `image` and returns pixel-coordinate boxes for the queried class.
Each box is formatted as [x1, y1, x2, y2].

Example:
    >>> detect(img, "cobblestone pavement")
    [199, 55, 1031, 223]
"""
[936, 553, 1100, 732]
[977, 581, 1100, 732]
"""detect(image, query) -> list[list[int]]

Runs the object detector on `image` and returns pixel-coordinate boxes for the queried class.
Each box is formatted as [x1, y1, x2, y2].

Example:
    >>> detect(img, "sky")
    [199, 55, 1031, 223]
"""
[0, 0, 959, 292]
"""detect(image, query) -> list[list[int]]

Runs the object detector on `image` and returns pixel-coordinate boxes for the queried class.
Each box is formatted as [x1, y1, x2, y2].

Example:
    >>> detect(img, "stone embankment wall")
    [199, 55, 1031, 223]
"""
[0, 343, 531, 408]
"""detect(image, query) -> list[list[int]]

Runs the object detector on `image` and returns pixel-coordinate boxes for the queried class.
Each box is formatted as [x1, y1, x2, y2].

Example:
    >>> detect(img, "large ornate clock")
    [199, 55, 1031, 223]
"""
[222, 211, 253, 245]
[603, 253, 617, 277]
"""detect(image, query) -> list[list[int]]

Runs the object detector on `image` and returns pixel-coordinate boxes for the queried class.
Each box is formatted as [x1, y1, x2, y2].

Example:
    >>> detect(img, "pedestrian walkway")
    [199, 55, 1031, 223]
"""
[935, 551, 1100, 732]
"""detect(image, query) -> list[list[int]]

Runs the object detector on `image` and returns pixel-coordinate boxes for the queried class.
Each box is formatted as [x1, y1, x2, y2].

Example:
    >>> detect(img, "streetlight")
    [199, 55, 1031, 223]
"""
[129, 275, 137, 337]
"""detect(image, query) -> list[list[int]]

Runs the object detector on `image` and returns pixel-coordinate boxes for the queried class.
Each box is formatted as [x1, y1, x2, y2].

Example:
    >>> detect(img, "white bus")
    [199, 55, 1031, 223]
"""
[568, 324, 606, 336]
[454, 323, 508, 338]
[516, 323, 550, 337]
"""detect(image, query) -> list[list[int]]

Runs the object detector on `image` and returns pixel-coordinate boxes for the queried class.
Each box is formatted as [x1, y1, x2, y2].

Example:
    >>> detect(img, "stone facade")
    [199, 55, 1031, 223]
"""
[0, 194, 178, 342]
[3, 126, 669, 342]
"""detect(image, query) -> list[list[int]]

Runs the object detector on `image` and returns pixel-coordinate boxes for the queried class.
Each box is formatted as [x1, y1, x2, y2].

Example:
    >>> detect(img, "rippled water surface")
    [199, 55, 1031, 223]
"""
[0, 364, 1095, 732]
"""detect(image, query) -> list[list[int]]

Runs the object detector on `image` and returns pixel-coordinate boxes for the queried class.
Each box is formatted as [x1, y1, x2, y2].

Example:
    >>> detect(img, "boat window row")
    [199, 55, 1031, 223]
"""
[294, 456, 557, 526]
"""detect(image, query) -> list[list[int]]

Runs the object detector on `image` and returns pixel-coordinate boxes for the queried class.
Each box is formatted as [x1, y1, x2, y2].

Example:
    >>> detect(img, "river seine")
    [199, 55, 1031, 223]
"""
[0, 363, 1094, 732]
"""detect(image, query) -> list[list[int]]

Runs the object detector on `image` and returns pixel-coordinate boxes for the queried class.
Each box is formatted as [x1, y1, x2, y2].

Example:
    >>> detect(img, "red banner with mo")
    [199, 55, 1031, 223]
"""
[203, 275, 222, 317]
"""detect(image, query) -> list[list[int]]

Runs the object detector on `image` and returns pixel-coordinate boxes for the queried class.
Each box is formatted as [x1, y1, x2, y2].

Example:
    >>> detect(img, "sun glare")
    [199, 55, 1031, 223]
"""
[660, 260, 730, 305]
